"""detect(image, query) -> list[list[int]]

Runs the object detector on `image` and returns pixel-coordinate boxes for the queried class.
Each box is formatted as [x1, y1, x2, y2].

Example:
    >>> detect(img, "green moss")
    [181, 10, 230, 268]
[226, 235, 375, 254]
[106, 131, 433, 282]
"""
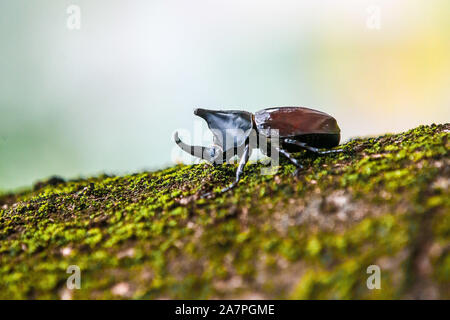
[0, 123, 449, 299]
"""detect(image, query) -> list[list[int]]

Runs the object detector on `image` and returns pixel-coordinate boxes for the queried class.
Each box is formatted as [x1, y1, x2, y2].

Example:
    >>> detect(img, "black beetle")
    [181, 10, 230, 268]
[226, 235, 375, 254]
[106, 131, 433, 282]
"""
[174, 106, 343, 196]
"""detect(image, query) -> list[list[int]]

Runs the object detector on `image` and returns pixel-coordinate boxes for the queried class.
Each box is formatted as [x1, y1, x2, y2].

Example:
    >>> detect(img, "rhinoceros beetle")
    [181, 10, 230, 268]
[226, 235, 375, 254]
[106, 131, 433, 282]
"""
[174, 106, 343, 197]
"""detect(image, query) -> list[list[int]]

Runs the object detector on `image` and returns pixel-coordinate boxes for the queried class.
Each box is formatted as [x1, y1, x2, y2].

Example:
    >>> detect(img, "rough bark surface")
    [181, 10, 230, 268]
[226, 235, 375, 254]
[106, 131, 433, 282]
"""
[0, 123, 449, 299]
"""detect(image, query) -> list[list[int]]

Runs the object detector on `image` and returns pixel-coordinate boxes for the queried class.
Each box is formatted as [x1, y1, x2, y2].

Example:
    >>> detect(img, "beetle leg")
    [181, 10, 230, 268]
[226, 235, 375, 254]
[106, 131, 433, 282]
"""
[283, 138, 343, 155]
[276, 146, 304, 176]
[202, 143, 250, 198]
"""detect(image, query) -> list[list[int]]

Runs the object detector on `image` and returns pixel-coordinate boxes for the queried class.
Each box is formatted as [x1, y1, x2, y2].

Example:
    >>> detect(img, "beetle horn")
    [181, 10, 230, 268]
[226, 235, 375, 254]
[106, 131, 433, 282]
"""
[193, 108, 203, 116]
[173, 131, 216, 162]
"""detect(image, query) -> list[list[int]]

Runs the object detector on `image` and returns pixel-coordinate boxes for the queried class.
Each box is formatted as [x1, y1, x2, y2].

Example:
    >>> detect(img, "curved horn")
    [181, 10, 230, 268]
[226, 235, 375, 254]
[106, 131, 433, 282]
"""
[173, 131, 215, 162]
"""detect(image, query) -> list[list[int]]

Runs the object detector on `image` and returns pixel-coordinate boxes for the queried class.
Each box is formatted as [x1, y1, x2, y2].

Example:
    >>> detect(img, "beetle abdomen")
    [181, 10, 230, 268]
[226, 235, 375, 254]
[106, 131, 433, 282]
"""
[283, 133, 340, 149]
[255, 107, 340, 139]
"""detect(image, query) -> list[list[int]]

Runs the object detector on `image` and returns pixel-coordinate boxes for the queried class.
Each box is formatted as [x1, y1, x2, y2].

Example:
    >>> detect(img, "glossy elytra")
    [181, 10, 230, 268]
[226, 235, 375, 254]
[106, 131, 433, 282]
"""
[174, 106, 343, 197]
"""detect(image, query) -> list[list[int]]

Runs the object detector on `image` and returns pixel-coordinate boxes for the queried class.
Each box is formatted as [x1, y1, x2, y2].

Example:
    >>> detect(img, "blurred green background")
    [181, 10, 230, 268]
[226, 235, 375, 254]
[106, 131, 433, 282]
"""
[1, 0, 449, 190]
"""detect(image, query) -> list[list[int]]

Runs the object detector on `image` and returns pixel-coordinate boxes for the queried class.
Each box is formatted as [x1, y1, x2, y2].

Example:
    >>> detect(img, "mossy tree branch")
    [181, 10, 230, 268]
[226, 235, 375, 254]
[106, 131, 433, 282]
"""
[0, 124, 449, 299]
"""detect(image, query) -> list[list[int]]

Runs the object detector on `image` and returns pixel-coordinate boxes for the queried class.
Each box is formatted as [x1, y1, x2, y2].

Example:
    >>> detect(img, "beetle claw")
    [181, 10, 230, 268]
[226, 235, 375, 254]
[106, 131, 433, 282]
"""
[327, 148, 344, 155]
[293, 166, 304, 177]
[200, 191, 215, 199]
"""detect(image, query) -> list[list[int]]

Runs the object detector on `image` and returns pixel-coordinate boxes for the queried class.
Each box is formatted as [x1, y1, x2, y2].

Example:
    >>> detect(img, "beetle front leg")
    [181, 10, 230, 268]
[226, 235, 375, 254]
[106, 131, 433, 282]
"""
[276, 146, 304, 176]
[202, 143, 250, 198]
[283, 138, 344, 155]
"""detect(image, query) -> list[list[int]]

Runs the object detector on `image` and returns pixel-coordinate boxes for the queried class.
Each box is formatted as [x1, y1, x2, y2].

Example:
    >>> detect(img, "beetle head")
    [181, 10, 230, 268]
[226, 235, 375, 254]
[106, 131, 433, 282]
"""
[194, 108, 254, 152]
